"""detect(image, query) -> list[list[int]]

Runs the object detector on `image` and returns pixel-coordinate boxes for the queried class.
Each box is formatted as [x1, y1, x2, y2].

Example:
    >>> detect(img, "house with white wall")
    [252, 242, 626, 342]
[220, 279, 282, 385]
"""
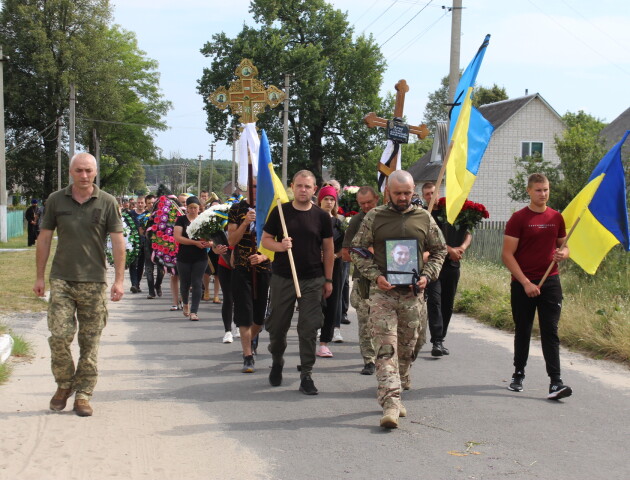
[409, 93, 566, 222]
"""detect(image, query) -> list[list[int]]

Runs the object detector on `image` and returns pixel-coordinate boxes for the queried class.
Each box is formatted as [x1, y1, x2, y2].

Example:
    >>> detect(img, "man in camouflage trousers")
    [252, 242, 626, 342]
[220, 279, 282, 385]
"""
[33, 153, 125, 417]
[351, 171, 446, 429]
[342, 186, 380, 375]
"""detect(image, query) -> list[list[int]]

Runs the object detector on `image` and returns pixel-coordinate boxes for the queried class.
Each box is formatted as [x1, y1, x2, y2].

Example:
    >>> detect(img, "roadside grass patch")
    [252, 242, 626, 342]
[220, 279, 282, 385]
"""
[457, 250, 630, 366]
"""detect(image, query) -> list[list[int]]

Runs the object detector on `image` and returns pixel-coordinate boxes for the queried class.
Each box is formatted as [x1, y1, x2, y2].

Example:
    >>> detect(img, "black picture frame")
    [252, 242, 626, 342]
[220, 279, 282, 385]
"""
[385, 238, 419, 285]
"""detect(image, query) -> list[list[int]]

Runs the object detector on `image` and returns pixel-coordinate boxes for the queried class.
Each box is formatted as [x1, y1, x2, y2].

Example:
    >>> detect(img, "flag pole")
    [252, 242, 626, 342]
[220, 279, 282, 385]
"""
[276, 199, 301, 298]
[427, 140, 454, 213]
[537, 215, 583, 288]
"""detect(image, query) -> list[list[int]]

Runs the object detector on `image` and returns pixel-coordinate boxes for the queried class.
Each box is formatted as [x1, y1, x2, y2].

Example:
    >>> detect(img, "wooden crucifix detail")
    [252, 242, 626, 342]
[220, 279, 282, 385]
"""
[364, 79, 429, 179]
[208, 58, 285, 124]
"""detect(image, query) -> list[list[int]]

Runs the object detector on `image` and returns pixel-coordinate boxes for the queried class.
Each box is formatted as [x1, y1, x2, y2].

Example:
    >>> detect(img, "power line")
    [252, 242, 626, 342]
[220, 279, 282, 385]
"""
[362, 0, 400, 34]
[6, 119, 58, 155]
[389, 9, 449, 62]
[525, 0, 630, 77]
[558, 0, 627, 52]
[379, 0, 435, 48]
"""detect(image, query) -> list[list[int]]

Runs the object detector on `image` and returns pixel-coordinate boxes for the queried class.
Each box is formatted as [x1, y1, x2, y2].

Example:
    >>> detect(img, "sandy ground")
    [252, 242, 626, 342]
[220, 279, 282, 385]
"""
[0, 299, 270, 480]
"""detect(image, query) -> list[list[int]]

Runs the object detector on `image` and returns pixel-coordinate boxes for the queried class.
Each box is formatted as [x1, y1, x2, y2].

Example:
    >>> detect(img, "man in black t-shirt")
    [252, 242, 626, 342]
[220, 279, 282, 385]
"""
[262, 170, 334, 395]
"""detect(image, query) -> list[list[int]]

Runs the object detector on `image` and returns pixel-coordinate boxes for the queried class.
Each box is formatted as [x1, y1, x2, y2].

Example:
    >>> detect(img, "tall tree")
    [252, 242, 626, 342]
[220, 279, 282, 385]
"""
[197, 0, 386, 185]
[423, 74, 508, 131]
[0, 0, 170, 198]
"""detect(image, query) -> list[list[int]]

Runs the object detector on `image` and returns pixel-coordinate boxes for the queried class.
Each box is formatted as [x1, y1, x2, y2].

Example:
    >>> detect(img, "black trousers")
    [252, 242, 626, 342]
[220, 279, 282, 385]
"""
[232, 267, 270, 327]
[427, 263, 461, 343]
[143, 239, 163, 296]
[217, 265, 233, 332]
[321, 258, 343, 343]
[511, 275, 563, 380]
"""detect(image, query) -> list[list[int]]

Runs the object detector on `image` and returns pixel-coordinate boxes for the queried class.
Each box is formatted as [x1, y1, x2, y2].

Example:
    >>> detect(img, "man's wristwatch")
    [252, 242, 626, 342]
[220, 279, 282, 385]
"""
[324, 278, 333, 283]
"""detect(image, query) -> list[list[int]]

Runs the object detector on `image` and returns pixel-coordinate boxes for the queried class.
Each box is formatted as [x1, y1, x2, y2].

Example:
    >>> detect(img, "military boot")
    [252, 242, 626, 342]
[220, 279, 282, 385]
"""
[49, 387, 73, 411]
[380, 401, 400, 429]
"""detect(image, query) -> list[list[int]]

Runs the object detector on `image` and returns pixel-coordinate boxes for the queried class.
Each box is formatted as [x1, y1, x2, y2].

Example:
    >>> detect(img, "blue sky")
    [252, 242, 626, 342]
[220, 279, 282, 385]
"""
[112, 0, 630, 162]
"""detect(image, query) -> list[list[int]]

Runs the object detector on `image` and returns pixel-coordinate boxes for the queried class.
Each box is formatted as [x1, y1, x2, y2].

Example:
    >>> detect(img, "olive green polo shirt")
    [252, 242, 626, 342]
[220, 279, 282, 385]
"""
[41, 184, 123, 283]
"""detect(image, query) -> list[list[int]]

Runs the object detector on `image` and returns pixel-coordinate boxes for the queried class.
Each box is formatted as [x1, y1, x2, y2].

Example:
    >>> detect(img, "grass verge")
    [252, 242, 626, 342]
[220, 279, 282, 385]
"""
[0, 232, 51, 384]
[456, 247, 630, 366]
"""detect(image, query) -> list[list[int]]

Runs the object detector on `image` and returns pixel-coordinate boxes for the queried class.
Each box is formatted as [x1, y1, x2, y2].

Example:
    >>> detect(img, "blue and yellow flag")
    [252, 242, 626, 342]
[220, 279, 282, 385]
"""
[446, 34, 495, 224]
[255, 130, 289, 261]
[562, 130, 630, 274]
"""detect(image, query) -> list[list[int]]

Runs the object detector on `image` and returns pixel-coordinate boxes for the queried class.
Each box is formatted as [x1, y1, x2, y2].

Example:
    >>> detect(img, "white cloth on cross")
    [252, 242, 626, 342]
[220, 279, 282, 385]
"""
[237, 123, 259, 190]
[377, 139, 402, 192]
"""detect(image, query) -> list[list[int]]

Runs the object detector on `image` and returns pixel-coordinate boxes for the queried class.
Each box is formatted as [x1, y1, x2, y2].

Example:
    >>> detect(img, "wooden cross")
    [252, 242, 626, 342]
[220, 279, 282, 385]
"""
[209, 58, 285, 124]
[364, 79, 429, 177]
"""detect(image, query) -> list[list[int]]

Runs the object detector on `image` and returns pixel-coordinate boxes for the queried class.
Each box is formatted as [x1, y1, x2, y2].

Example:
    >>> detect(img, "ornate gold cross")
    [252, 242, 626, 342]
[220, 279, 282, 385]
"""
[364, 79, 430, 177]
[209, 59, 285, 124]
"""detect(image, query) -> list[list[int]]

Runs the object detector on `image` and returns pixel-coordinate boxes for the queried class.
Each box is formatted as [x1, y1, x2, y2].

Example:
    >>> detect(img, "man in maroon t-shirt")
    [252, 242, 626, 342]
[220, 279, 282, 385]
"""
[502, 173, 572, 400]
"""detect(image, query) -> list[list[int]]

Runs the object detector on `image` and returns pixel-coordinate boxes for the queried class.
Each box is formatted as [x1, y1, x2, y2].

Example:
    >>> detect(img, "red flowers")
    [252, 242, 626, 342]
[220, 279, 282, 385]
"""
[435, 197, 489, 230]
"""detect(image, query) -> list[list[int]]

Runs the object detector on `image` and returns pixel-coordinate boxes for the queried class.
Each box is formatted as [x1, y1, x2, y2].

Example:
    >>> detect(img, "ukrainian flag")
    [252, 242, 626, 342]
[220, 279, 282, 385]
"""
[562, 130, 630, 274]
[255, 130, 289, 261]
[446, 34, 495, 224]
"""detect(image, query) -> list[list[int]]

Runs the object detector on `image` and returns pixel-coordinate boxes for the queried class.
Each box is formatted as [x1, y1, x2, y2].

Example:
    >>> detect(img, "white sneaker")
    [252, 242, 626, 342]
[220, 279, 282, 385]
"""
[332, 328, 344, 343]
[222, 331, 233, 344]
[232, 327, 241, 339]
[317, 329, 321, 339]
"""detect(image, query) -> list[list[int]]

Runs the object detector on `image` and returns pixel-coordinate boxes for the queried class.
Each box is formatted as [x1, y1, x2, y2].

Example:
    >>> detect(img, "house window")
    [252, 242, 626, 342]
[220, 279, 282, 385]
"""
[522, 141, 543, 158]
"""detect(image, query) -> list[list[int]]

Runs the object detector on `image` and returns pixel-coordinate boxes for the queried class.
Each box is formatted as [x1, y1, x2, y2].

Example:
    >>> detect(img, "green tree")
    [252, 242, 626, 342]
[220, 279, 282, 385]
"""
[553, 111, 607, 209]
[507, 155, 562, 208]
[423, 75, 508, 131]
[197, 0, 386, 185]
[0, 0, 170, 198]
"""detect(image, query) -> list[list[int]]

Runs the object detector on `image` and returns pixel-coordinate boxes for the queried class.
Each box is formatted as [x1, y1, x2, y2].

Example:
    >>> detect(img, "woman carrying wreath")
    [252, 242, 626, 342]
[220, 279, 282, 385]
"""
[173, 196, 211, 321]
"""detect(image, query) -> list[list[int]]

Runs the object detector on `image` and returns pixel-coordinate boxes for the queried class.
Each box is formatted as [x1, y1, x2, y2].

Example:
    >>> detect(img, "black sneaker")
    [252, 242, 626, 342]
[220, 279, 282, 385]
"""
[130, 285, 139, 293]
[269, 362, 283, 386]
[431, 342, 444, 357]
[155, 286, 162, 297]
[341, 315, 351, 325]
[508, 372, 525, 392]
[299, 375, 318, 395]
[361, 362, 375, 375]
[548, 381, 572, 400]
[440, 343, 450, 355]
[242, 355, 255, 373]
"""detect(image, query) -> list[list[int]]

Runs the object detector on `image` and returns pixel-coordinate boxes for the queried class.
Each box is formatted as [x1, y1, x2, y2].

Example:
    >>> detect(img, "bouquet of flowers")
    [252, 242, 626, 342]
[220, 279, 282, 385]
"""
[434, 197, 489, 232]
[105, 211, 140, 267]
[187, 203, 231, 241]
[148, 195, 182, 272]
[338, 185, 360, 217]
[339, 215, 353, 233]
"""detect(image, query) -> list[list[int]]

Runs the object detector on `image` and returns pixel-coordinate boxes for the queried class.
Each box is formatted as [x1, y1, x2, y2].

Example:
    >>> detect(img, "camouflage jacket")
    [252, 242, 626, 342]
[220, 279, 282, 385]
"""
[350, 203, 447, 283]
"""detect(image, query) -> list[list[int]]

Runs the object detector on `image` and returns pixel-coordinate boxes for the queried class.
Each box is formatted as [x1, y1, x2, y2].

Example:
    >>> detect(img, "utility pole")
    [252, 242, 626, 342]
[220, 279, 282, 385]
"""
[281, 73, 291, 186]
[0, 47, 8, 243]
[56, 118, 62, 190]
[231, 127, 237, 192]
[209, 144, 215, 193]
[93, 128, 100, 186]
[197, 154, 202, 195]
[448, 0, 463, 105]
[183, 164, 187, 194]
[69, 84, 76, 180]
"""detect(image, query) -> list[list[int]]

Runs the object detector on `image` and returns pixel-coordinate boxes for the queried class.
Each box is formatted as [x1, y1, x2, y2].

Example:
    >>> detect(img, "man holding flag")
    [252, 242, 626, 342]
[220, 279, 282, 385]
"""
[502, 173, 572, 400]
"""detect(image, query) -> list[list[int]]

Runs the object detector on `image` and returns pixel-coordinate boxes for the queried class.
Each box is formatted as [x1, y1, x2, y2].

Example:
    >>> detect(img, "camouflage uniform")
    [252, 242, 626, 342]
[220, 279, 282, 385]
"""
[343, 212, 376, 365]
[40, 183, 122, 401]
[351, 203, 446, 409]
[48, 279, 108, 400]
[350, 277, 375, 364]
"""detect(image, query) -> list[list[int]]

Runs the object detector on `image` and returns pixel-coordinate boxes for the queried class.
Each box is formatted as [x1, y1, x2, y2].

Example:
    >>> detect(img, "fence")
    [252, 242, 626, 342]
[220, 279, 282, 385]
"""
[5, 210, 25, 240]
[465, 221, 506, 264]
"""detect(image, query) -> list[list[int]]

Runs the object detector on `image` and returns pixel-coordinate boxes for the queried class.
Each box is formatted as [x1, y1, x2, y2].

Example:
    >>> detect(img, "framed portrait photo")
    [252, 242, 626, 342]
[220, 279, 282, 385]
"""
[385, 238, 419, 286]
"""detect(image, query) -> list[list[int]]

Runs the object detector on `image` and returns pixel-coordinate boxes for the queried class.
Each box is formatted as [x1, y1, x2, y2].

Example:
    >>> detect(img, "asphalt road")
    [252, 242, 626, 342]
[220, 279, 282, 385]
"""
[3, 279, 629, 480]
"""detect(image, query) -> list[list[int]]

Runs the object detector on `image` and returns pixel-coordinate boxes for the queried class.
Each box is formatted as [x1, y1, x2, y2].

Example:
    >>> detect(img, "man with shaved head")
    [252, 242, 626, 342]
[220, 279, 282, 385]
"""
[34, 152, 126, 417]
[351, 170, 446, 428]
